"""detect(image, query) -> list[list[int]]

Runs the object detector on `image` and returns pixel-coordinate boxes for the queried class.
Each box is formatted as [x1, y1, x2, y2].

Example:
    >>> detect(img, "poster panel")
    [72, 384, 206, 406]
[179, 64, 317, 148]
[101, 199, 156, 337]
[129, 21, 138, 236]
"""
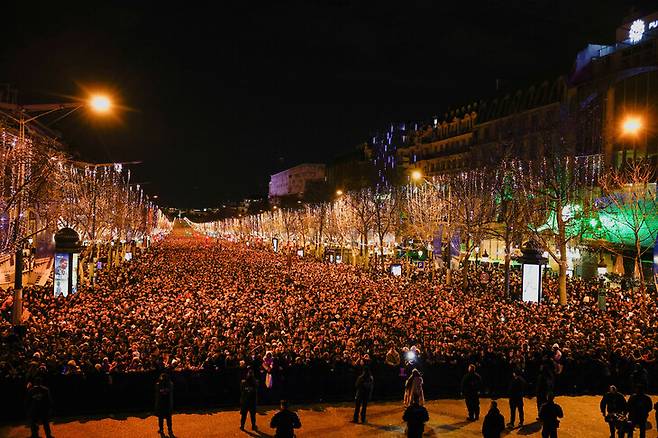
[71, 253, 79, 295]
[522, 264, 540, 303]
[54, 253, 70, 298]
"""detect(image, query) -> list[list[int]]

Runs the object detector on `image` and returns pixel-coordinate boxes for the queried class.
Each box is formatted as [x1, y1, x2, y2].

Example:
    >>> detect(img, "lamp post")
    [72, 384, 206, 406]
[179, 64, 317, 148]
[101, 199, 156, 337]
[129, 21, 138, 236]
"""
[0, 94, 113, 326]
[620, 115, 643, 164]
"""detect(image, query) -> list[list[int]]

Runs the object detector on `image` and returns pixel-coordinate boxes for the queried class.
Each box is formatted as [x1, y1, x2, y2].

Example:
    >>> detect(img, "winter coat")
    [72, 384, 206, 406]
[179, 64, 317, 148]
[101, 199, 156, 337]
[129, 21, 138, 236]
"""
[482, 406, 506, 438]
[355, 373, 374, 401]
[154, 379, 174, 416]
[461, 371, 482, 397]
[403, 404, 429, 438]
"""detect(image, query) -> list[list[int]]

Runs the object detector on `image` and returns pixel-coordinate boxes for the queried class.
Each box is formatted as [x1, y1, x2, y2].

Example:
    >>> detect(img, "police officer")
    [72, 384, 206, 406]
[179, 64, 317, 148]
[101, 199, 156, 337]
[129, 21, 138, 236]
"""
[154, 373, 174, 437]
[600, 385, 627, 438]
[627, 387, 652, 438]
[270, 400, 301, 438]
[240, 367, 258, 431]
[538, 393, 563, 438]
[482, 400, 506, 438]
[507, 370, 526, 428]
[461, 364, 483, 421]
[26, 376, 53, 438]
[403, 394, 430, 438]
[353, 367, 374, 423]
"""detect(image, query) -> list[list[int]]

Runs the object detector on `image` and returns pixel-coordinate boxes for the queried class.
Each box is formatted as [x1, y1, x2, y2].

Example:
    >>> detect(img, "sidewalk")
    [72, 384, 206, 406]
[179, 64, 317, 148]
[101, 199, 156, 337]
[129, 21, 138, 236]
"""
[0, 396, 615, 437]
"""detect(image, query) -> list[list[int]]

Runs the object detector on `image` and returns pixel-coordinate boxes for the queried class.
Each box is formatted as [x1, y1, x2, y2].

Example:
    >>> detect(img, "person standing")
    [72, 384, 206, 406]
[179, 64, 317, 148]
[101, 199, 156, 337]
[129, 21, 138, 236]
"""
[461, 364, 483, 421]
[404, 369, 425, 407]
[538, 393, 563, 438]
[240, 367, 258, 431]
[154, 373, 174, 437]
[385, 345, 400, 368]
[626, 387, 652, 438]
[535, 363, 554, 420]
[507, 370, 526, 428]
[403, 394, 429, 438]
[26, 377, 53, 438]
[353, 367, 373, 423]
[600, 385, 627, 438]
[630, 363, 649, 394]
[270, 400, 301, 438]
[482, 400, 505, 438]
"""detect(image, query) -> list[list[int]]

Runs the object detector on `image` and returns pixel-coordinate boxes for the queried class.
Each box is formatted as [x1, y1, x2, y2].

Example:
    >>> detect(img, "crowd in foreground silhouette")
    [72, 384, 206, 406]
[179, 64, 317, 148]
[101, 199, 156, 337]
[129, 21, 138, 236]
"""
[2, 228, 658, 436]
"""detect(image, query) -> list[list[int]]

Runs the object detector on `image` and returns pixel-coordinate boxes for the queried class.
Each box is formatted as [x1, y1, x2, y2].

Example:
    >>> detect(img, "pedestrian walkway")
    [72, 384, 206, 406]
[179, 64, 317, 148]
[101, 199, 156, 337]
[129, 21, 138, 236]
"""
[0, 396, 619, 437]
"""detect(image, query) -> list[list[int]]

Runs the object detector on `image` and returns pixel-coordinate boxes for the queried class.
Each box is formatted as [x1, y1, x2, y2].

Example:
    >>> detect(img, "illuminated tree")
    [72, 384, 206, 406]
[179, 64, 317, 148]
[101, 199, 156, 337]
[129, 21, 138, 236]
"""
[489, 164, 530, 297]
[0, 123, 65, 253]
[372, 186, 403, 271]
[598, 160, 657, 286]
[403, 180, 447, 250]
[516, 154, 601, 304]
[448, 169, 498, 288]
[345, 188, 376, 265]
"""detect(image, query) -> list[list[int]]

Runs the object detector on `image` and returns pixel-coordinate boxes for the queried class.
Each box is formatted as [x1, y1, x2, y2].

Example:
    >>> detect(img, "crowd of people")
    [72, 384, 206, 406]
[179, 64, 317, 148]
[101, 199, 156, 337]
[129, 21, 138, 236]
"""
[1, 223, 658, 434]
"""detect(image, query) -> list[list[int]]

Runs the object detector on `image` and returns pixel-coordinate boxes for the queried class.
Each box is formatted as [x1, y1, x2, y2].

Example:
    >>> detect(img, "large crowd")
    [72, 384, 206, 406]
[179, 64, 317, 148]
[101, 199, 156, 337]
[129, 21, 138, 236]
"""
[1, 225, 657, 401]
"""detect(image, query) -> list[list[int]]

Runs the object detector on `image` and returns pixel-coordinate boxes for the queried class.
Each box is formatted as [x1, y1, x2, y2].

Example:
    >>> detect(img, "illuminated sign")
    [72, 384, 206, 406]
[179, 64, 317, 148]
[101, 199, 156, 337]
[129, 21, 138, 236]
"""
[629, 19, 645, 43]
[71, 253, 79, 295]
[628, 18, 658, 43]
[54, 253, 70, 298]
[522, 264, 544, 303]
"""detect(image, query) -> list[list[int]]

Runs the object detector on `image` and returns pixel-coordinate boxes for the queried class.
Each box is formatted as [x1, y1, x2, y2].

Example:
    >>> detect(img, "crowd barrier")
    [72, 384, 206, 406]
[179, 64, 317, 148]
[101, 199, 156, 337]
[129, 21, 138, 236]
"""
[1, 358, 655, 422]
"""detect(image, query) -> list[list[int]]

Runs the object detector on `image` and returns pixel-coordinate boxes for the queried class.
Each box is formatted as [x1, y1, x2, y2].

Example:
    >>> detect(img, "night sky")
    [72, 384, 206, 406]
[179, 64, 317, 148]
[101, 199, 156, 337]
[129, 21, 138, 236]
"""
[1, 1, 655, 207]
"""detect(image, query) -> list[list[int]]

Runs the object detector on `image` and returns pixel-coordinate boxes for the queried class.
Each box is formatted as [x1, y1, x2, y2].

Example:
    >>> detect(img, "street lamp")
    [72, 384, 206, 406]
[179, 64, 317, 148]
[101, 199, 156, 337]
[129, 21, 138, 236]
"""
[620, 115, 644, 164]
[0, 93, 114, 326]
[336, 189, 343, 196]
[89, 95, 112, 113]
[411, 169, 423, 182]
[621, 116, 642, 136]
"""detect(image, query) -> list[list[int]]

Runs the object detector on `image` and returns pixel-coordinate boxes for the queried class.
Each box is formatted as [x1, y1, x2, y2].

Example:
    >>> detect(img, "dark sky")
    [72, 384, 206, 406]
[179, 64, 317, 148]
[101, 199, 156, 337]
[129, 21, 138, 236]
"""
[1, 0, 655, 207]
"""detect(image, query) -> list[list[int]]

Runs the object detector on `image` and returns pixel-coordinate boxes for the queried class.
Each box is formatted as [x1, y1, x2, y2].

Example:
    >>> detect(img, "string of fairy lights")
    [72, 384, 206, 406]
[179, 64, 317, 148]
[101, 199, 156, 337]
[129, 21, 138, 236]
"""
[190, 154, 655, 273]
[0, 116, 171, 254]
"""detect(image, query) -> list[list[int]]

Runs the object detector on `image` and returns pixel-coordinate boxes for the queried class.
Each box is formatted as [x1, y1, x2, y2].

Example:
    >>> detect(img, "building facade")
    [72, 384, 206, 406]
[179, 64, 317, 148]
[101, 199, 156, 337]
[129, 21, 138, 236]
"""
[361, 10, 658, 178]
[268, 163, 326, 202]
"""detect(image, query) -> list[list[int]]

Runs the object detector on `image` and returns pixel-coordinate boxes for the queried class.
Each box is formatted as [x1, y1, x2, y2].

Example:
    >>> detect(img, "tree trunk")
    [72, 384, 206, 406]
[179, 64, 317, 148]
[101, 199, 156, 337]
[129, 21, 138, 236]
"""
[462, 236, 470, 290]
[556, 200, 568, 305]
[504, 250, 511, 299]
[558, 245, 568, 305]
[635, 236, 645, 290]
[379, 233, 385, 272]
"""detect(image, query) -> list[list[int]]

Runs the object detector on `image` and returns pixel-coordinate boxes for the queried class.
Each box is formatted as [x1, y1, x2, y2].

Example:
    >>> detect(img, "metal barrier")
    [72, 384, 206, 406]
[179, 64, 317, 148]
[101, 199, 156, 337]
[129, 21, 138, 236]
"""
[1, 358, 655, 422]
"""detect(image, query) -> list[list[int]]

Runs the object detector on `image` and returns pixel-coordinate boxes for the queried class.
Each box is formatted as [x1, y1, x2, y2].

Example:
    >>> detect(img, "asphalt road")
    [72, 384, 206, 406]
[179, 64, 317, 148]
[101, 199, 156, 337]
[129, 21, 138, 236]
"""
[1, 395, 642, 438]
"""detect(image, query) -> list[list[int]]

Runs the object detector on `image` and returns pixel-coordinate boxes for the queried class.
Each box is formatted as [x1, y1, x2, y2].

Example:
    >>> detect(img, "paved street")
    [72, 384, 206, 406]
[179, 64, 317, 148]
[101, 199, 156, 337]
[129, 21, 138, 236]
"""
[0, 396, 634, 437]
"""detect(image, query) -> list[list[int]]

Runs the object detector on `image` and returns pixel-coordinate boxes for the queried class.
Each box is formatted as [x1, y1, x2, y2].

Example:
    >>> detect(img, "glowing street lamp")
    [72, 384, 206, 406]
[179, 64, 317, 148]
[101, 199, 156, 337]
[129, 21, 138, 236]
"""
[411, 169, 423, 182]
[336, 189, 343, 196]
[619, 115, 645, 165]
[89, 94, 112, 113]
[621, 116, 643, 136]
